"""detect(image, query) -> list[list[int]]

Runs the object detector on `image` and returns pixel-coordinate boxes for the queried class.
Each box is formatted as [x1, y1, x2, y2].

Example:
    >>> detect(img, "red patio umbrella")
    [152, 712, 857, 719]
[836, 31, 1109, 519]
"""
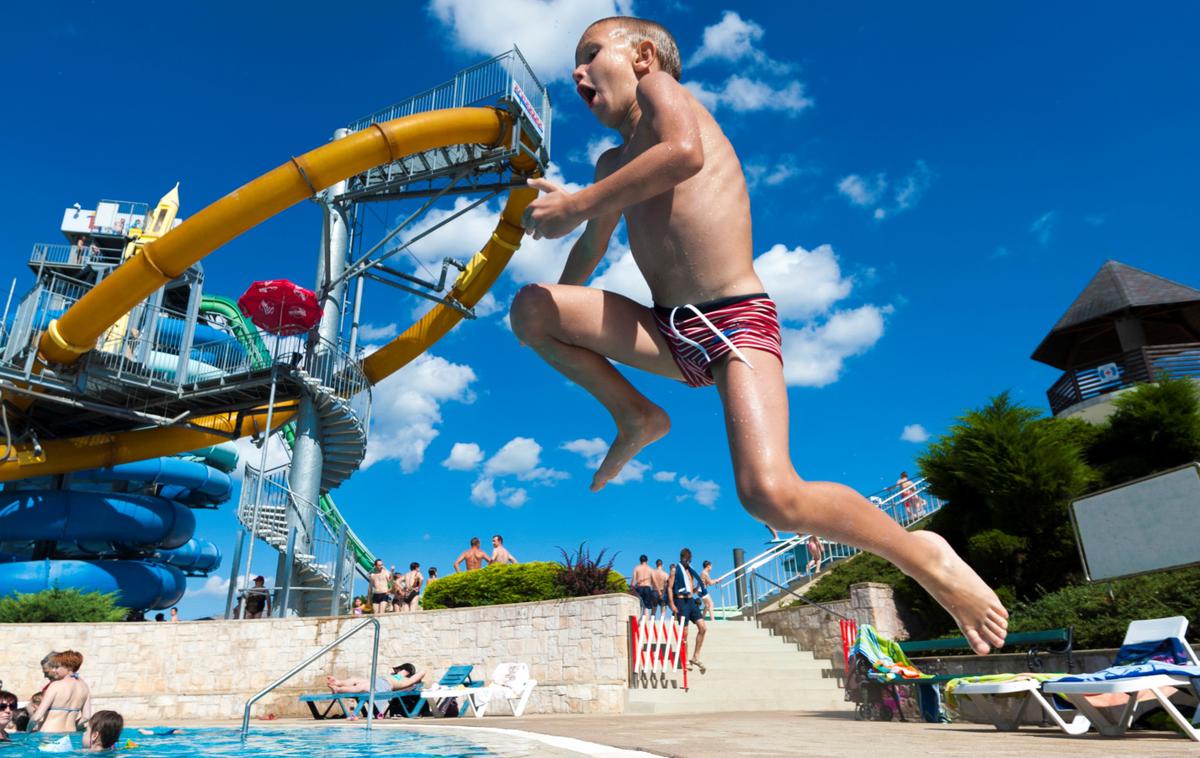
[237, 279, 322, 336]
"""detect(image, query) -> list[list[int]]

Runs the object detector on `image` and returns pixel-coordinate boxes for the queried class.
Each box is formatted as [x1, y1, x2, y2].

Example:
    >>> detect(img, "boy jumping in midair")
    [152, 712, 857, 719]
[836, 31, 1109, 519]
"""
[512, 16, 1008, 655]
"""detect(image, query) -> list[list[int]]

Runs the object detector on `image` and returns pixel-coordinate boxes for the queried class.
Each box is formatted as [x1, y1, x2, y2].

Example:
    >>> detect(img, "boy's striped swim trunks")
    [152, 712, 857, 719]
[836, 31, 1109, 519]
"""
[652, 292, 784, 388]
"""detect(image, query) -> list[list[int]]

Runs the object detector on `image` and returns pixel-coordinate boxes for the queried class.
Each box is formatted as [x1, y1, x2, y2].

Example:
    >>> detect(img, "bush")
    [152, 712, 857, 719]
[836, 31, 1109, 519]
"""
[0, 588, 127, 623]
[557, 543, 624, 597]
[1087, 377, 1200, 487]
[1010, 566, 1200, 648]
[420, 562, 626, 610]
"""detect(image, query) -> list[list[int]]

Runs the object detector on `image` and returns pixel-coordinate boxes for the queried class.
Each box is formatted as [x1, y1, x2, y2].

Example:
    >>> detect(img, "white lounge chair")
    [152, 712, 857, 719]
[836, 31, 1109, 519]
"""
[953, 675, 1091, 735]
[1043, 616, 1200, 741]
[421, 662, 538, 718]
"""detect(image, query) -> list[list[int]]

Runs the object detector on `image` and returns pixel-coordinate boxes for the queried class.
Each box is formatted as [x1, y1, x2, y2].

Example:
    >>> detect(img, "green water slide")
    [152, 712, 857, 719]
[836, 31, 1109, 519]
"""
[200, 295, 376, 573]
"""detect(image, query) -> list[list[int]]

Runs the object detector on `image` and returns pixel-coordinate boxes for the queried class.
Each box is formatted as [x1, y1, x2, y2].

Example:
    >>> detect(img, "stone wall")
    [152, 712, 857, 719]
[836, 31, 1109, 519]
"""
[0, 593, 639, 721]
[757, 582, 907, 677]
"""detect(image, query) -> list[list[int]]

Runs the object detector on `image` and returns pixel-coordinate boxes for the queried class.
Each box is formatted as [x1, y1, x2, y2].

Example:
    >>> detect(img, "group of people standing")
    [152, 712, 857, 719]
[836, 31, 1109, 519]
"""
[365, 560, 426, 614]
[361, 534, 520, 614]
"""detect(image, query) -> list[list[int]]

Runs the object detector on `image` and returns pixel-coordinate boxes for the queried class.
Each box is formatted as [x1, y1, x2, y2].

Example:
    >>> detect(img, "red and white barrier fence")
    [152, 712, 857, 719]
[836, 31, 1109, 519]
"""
[630, 612, 689, 690]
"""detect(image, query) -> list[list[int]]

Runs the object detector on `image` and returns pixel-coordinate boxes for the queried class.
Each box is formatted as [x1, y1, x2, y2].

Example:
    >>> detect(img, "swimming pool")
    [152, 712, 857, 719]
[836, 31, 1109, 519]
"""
[0, 725, 639, 757]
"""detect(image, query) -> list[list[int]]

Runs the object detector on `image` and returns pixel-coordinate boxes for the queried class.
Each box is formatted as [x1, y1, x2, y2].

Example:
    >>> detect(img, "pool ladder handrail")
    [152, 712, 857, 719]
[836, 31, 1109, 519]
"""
[241, 616, 381, 738]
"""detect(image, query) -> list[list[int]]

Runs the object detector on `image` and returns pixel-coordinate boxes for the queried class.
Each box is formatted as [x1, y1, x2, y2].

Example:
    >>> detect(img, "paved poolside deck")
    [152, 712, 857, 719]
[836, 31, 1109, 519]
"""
[226, 711, 1199, 757]
[420, 710, 1198, 757]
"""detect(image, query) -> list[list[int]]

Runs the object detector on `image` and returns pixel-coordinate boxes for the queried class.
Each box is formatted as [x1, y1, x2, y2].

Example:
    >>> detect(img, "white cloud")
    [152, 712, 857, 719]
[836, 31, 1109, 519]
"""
[686, 76, 813, 116]
[779, 305, 889, 387]
[585, 135, 619, 165]
[484, 436, 542, 476]
[363, 352, 477, 471]
[590, 248, 653, 306]
[357, 322, 398, 341]
[610, 459, 649, 485]
[678, 475, 720, 508]
[562, 437, 608, 465]
[500, 487, 528, 507]
[1031, 210, 1056, 246]
[689, 11, 792, 75]
[189, 574, 230, 598]
[744, 156, 812, 190]
[443, 441, 484, 470]
[837, 161, 933, 220]
[837, 174, 887, 207]
[471, 476, 497, 507]
[753, 243, 853, 321]
[562, 436, 648, 485]
[428, 0, 633, 82]
[485, 436, 568, 481]
[900, 424, 930, 443]
[653, 471, 677, 482]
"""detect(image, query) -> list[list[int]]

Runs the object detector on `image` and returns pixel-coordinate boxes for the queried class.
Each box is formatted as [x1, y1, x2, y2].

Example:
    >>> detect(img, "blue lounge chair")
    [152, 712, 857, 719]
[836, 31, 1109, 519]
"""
[298, 690, 394, 720]
[393, 664, 482, 718]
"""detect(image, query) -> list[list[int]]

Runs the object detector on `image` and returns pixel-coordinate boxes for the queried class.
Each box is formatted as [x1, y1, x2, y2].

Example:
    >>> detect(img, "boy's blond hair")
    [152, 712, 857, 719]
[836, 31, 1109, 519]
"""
[587, 16, 681, 81]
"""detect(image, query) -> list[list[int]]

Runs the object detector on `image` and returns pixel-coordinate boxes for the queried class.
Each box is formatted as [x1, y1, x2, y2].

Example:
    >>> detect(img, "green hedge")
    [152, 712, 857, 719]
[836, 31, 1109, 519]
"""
[1010, 566, 1200, 648]
[0, 588, 127, 623]
[421, 561, 626, 610]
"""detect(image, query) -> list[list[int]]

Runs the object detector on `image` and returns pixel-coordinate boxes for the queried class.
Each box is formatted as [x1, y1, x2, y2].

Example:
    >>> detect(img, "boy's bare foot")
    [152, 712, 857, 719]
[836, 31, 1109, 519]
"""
[591, 404, 670, 491]
[906, 531, 1009, 655]
[326, 675, 338, 691]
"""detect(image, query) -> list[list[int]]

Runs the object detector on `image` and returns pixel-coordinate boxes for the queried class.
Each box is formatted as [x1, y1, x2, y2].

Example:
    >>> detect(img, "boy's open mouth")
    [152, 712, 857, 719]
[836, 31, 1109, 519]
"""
[577, 83, 597, 107]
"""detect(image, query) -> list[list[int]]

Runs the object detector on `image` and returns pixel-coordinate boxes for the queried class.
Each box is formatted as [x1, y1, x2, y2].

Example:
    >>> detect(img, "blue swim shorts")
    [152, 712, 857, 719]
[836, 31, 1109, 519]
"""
[674, 596, 704, 624]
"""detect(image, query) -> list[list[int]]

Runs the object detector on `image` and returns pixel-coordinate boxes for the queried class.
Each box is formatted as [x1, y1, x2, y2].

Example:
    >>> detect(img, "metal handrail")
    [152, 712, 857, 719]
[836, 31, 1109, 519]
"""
[750, 570, 851, 622]
[241, 616, 381, 738]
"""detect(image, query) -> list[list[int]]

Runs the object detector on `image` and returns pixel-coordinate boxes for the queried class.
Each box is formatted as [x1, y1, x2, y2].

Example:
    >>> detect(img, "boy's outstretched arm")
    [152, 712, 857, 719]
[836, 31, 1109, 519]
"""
[524, 71, 702, 240]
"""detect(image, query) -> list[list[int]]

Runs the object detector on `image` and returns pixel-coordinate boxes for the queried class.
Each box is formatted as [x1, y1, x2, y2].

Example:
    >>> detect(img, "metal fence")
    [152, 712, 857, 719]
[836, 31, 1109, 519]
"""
[346, 47, 551, 155]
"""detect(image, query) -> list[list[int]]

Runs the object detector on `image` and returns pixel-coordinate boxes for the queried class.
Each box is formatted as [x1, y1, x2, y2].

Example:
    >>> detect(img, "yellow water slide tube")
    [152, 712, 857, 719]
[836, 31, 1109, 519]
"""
[0, 108, 537, 482]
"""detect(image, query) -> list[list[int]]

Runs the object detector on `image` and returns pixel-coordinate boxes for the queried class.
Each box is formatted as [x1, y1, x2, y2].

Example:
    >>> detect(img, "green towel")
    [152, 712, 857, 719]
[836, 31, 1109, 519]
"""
[945, 672, 1063, 708]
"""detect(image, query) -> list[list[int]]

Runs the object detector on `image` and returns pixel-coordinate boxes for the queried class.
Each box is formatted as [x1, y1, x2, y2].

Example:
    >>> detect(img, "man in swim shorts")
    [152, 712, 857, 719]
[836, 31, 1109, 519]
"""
[652, 559, 669, 617]
[510, 15, 1008, 656]
[368, 559, 393, 613]
[631, 554, 657, 613]
[668, 548, 708, 673]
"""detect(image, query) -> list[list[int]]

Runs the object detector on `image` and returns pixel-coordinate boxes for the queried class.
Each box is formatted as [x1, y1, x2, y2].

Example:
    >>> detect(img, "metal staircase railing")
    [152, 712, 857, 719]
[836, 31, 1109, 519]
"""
[711, 477, 945, 618]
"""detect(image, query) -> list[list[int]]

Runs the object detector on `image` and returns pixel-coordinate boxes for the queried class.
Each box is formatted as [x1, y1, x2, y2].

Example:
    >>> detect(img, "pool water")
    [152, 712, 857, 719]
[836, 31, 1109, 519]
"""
[0, 726, 588, 757]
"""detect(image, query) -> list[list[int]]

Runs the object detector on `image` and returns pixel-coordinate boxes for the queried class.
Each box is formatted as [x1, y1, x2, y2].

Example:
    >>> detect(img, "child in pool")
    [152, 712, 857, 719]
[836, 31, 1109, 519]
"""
[513, 15, 1008, 654]
[82, 710, 122, 751]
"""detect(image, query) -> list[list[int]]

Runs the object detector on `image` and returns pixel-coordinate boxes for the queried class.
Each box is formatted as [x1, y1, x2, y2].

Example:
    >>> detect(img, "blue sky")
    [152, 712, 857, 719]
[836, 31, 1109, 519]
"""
[2, 2, 1198, 618]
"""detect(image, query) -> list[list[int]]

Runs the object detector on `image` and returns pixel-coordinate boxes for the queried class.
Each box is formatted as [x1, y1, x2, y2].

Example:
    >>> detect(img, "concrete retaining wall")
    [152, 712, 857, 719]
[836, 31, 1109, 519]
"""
[0, 593, 639, 721]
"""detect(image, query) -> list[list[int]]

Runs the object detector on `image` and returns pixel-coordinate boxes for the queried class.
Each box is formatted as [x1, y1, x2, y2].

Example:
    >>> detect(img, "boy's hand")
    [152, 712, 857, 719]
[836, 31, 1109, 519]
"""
[522, 178, 583, 240]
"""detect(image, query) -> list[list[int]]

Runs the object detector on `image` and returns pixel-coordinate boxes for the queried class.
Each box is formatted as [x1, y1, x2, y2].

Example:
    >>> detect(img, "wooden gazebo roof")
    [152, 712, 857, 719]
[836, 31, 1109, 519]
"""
[1031, 261, 1200, 370]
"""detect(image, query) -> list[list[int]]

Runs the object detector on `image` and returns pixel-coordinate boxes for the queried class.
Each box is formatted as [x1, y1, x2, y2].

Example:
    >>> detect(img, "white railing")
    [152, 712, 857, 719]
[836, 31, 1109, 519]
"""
[711, 477, 945, 618]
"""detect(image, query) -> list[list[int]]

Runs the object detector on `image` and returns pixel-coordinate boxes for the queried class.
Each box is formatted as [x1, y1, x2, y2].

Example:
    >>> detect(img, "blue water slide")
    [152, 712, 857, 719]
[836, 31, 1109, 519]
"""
[73, 457, 233, 507]
[156, 538, 221, 574]
[0, 559, 187, 610]
[154, 316, 247, 368]
[0, 490, 195, 549]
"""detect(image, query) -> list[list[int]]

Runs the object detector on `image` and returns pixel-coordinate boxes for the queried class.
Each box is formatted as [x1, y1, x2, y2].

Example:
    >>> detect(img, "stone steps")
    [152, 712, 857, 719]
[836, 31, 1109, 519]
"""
[625, 620, 850, 714]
